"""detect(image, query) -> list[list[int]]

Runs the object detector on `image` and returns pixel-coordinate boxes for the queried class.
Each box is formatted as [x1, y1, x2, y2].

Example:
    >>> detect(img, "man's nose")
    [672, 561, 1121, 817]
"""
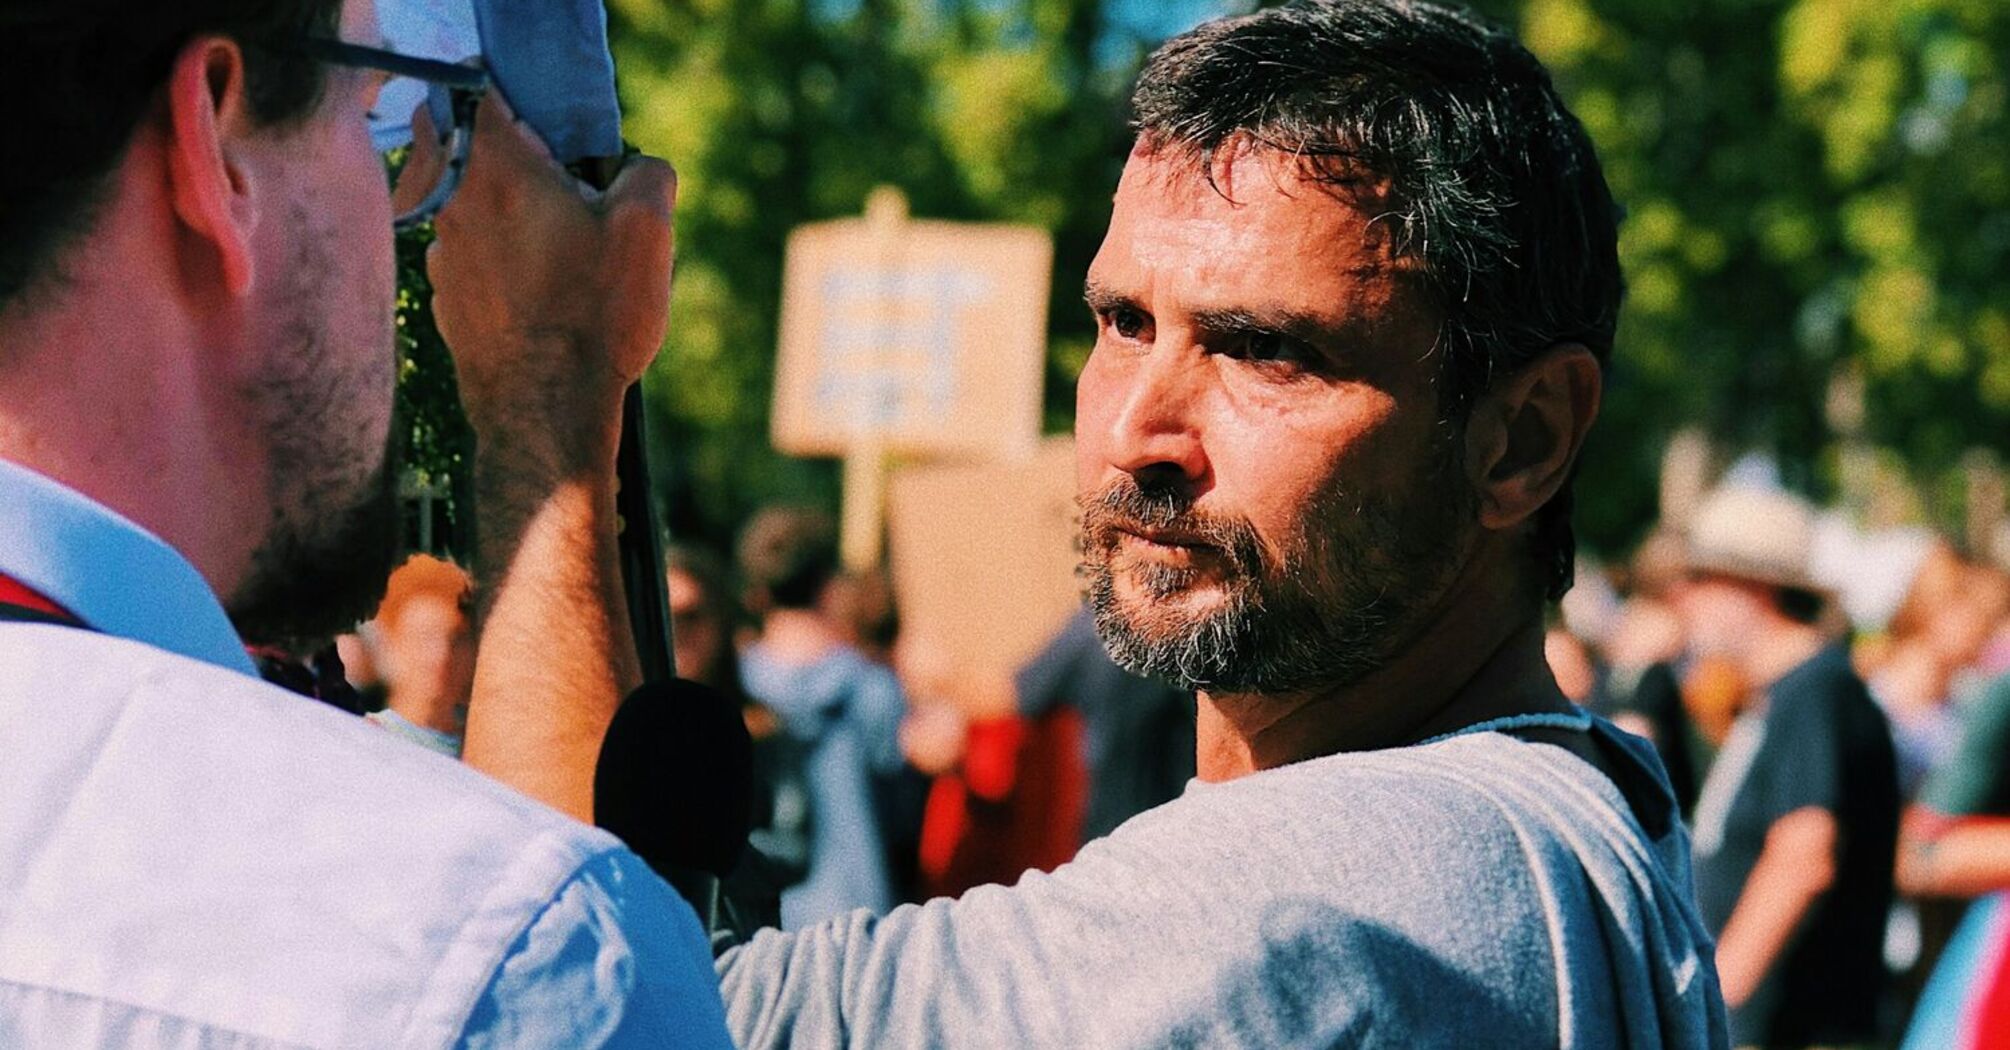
[1100, 342, 1209, 484]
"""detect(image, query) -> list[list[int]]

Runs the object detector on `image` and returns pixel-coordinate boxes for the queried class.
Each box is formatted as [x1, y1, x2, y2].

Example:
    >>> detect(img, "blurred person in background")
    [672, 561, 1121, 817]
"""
[993, 607, 1195, 846]
[902, 606, 1196, 848]
[1545, 621, 1602, 707]
[1674, 485, 1899, 1049]
[1895, 662, 2010, 1049]
[897, 606, 1195, 896]
[336, 624, 388, 710]
[1863, 542, 2010, 796]
[823, 566, 930, 897]
[669, 545, 742, 693]
[1599, 528, 1703, 813]
[669, 545, 812, 933]
[248, 639, 367, 712]
[736, 508, 910, 926]
[824, 569, 902, 667]
[363, 553, 475, 758]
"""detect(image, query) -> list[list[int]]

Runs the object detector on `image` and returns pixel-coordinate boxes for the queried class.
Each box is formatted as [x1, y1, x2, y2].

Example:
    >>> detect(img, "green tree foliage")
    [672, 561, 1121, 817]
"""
[605, 0, 1148, 547]
[393, 222, 475, 559]
[1476, 0, 2010, 543]
[394, 0, 2008, 560]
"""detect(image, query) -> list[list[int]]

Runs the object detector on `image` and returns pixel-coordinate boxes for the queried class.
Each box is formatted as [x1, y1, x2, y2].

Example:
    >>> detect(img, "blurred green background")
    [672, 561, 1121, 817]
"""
[395, 0, 2010, 562]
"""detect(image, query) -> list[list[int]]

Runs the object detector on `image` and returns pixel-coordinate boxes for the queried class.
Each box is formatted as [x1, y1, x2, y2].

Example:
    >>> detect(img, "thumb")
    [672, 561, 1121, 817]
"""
[605, 154, 679, 221]
[390, 103, 447, 217]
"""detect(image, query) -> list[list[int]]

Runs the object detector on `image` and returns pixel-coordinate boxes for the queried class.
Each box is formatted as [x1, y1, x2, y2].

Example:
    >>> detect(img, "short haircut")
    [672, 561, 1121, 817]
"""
[1131, 0, 1624, 600]
[374, 554, 473, 634]
[0, 1, 344, 310]
[737, 508, 841, 611]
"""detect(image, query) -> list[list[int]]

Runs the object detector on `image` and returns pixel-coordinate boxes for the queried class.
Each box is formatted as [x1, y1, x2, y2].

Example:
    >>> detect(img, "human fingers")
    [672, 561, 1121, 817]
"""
[390, 103, 446, 217]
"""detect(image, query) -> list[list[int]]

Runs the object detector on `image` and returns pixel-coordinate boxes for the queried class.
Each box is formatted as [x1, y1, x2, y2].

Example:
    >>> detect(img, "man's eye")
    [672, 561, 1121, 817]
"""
[1110, 308, 1148, 340]
[1230, 330, 1308, 365]
[1244, 332, 1285, 361]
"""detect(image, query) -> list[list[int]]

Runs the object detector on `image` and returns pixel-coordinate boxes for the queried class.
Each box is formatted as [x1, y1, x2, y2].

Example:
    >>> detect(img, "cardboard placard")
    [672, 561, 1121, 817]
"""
[886, 438, 1083, 679]
[773, 199, 1053, 459]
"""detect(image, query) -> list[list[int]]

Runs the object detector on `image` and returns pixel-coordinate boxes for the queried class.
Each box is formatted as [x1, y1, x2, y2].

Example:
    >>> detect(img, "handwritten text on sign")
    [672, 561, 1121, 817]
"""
[773, 215, 1052, 458]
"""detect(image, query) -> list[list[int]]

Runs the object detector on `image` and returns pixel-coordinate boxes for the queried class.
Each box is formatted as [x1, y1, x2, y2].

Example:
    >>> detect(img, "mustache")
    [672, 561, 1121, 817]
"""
[1080, 475, 1266, 571]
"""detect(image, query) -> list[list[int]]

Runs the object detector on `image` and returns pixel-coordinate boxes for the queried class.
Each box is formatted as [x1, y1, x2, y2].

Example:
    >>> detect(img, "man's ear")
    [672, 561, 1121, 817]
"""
[164, 37, 260, 297]
[1462, 344, 1603, 531]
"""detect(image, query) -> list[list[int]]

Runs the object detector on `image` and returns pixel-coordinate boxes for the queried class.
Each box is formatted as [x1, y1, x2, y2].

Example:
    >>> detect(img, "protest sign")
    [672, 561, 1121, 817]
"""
[772, 190, 1053, 460]
[886, 437, 1082, 680]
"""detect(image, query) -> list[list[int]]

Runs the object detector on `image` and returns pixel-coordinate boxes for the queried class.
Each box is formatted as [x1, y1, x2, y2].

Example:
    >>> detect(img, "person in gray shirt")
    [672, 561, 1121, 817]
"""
[468, 0, 1730, 1045]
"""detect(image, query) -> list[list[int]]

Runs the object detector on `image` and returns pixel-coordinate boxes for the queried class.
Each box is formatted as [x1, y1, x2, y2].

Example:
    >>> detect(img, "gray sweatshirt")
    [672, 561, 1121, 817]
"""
[716, 716, 1729, 1048]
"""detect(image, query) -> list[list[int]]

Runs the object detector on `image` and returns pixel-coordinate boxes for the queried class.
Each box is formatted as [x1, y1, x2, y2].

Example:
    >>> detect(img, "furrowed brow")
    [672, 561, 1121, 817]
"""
[1083, 281, 1141, 315]
[1188, 304, 1333, 344]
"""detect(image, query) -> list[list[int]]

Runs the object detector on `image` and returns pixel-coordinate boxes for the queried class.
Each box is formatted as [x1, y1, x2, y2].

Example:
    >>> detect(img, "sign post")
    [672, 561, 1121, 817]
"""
[772, 187, 1054, 569]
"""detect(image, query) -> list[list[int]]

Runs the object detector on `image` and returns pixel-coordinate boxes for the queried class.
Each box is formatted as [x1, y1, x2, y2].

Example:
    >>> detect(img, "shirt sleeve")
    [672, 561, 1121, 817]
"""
[459, 850, 734, 1049]
[710, 765, 1569, 1050]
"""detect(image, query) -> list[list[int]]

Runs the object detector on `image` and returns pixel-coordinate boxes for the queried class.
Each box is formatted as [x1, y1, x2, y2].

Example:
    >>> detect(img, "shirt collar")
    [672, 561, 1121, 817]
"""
[0, 458, 257, 676]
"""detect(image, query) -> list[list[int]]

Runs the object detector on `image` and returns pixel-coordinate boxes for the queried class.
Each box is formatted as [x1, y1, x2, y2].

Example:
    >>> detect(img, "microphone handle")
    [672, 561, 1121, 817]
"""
[615, 383, 675, 684]
[586, 153, 720, 932]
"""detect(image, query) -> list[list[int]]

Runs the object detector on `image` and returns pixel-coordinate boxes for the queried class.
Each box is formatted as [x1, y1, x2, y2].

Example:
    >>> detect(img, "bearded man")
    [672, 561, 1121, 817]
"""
[470, 1, 1729, 1046]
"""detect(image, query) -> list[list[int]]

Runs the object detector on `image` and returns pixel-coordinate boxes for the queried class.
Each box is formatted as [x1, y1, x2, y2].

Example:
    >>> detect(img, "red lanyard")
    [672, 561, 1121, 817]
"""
[0, 574, 87, 629]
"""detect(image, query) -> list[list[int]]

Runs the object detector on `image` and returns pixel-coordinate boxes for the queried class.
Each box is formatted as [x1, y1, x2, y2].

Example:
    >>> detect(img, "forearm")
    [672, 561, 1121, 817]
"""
[461, 425, 640, 822]
[1900, 819, 2010, 898]
[1713, 807, 1837, 1007]
[418, 93, 678, 823]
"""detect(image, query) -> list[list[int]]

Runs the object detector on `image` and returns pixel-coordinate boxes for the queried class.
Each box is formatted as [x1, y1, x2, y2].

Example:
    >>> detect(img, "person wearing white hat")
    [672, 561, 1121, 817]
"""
[1674, 484, 1899, 1049]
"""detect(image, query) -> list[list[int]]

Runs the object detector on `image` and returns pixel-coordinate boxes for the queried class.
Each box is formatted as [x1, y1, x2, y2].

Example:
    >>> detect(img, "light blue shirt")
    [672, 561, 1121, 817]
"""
[0, 457, 256, 675]
[0, 460, 734, 1048]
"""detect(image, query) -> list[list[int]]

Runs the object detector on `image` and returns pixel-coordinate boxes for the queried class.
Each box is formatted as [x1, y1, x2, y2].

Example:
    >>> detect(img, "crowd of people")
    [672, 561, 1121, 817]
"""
[1545, 483, 2010, 1047]
[308, 473, 2010, 1048]
[4, 0, 2004, 1046]
[323, 478, 2010, 1048]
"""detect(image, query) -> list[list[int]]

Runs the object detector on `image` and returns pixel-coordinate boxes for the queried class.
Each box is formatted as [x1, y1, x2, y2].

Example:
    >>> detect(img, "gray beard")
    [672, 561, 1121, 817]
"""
[1080, 455, 1472, 695]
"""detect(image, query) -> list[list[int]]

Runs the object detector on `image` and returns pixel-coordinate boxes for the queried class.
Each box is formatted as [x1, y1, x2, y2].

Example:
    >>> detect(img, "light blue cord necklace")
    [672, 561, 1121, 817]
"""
[1417, 706, 1595, 747]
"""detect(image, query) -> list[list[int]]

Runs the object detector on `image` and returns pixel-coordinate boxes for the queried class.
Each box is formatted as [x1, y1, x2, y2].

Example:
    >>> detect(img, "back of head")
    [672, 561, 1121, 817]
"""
[0, 1, 342, 314]
[371, 553, 475, 726]
[1130, 0, 1623, 600]
[374, 553, 474, 636]
[737, 508, 840, 612]
[667, 543, 749, 699]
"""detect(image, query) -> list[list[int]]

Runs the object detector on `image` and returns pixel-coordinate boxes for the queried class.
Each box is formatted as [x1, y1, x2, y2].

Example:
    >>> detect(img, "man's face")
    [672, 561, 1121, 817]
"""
[1671, 573, 1762, 663]
[669, 568, 725, 685]
[226, 0, 402, 645]
[1075, 145, 1476, 694]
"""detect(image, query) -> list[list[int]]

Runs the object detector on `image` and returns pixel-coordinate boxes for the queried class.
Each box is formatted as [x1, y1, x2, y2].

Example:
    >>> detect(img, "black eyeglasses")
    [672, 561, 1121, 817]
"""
[296, 38, 490, 231]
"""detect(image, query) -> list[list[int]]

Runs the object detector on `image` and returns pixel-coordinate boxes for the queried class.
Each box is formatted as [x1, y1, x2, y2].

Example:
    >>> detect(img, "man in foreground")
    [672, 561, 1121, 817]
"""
[470, 0, 1728, 1045]
[0, 0, 728, 1043]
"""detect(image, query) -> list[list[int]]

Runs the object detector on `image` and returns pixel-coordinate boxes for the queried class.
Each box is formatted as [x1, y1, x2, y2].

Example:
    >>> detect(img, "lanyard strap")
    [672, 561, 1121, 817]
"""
[1417, 708, 1595, 747]
[0, 574, 89, 630]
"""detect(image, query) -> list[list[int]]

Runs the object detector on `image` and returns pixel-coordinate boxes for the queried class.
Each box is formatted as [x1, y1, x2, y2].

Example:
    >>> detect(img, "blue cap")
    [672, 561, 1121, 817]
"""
[371, 0, 622, 164]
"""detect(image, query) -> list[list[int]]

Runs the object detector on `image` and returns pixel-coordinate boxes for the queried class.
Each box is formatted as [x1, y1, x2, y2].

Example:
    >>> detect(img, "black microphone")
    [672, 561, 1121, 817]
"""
[594, 678, 754, 880]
